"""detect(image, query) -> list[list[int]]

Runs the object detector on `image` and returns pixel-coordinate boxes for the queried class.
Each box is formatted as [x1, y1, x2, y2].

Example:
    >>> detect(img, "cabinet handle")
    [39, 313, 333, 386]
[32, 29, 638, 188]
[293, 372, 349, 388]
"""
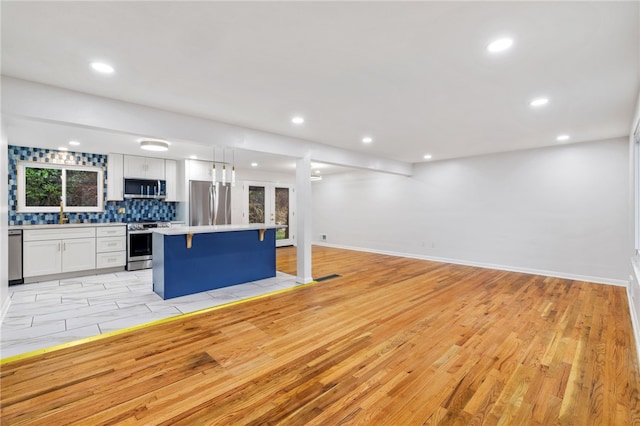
[63, 243, 66, 251]
[58, 242, 61, 252]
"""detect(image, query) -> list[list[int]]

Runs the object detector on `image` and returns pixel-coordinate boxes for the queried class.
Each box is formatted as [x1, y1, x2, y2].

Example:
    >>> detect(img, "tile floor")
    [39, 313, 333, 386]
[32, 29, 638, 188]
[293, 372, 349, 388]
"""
[1, 269, 299, 359]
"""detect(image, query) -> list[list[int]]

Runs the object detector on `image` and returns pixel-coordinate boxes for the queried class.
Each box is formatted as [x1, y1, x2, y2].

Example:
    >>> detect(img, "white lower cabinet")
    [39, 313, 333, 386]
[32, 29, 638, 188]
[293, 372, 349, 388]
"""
[24, 235, 96, 277]
[23, 240, 63, 277]
[61, 238, 97, 272]
[96, 226, 127, 268]
[96, 251, 126, 269]
[23, 225, 126, 279]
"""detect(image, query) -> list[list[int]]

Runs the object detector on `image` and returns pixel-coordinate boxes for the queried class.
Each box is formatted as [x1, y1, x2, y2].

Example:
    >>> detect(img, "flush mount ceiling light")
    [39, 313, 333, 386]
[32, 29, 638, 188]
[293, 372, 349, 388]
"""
[556, 134, 570, 141]
[311, 175, 323, 181]
[291, 116, 305, 124]
[530, 97, 549, 107]
[251, 162, 258, 167]
[90, 62, 114, 74]
[139, 139, 169, 152]
[189, 155, 198, 159]
[487, 37, 514, 53]
[362, 137, 373, 144]
[423, 154, 433, 160]
[68, 140, 80, 146]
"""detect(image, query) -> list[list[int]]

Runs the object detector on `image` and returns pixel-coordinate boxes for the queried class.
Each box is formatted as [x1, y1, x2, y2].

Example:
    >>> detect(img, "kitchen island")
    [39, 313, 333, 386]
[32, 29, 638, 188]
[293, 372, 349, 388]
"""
[152, 224, 278, 299]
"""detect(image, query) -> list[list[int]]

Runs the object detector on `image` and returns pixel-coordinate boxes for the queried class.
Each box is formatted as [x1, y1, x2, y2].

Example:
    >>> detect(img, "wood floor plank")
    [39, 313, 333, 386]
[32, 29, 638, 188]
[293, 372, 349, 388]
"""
[1, 245, 639, 424]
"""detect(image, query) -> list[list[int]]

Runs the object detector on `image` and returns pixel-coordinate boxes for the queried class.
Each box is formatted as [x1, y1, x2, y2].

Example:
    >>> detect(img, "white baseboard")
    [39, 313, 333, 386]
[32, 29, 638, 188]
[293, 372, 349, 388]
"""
[314, 241, 629, 287]
[629, 259, 640, 367]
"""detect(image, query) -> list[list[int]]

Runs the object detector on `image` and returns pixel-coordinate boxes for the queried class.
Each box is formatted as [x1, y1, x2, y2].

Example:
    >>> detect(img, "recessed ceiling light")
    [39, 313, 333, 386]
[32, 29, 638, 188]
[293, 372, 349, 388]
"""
[314, 170, 321, 174]
[139, 139, 169, 152]
[68, 140, 80, 146]
[90, 62, 114, 74]
[487, 37, 514, 53]
[423, 154, 433, 160]
[530, 97, 549, 107]
[58, 147, 69, 151]
[251, 162, 258, 167]
[556, 134, 570, 141]
[362, 137, 373, 144]
[189, 155, 198, 159]
[291, 116, 305, 124]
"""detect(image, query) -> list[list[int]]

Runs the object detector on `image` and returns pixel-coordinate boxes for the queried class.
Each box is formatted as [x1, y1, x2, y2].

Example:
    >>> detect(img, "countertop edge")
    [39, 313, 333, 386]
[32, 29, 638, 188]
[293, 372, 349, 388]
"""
[10, 223, 127, 230]
[153, 224, 281, 235]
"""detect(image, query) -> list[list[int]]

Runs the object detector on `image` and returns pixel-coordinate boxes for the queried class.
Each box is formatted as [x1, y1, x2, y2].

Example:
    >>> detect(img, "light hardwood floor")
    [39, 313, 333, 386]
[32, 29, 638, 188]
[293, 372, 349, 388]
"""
[1, 246, 639, 424]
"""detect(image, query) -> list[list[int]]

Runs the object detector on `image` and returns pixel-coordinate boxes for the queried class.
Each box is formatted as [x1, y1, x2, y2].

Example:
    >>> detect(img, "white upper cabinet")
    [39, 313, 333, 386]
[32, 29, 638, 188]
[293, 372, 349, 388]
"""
[124, 155, 165, 179]
[188, 159, 213, 181]
[109, 154, 185, 201]
[107, 153, 124, 201]
[165, 159, 179, 201]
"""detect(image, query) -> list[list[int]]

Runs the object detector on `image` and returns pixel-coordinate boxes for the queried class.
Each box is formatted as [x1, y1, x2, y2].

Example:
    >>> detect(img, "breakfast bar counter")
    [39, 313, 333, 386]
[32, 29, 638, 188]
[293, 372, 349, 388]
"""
[152, 224, 278, 299]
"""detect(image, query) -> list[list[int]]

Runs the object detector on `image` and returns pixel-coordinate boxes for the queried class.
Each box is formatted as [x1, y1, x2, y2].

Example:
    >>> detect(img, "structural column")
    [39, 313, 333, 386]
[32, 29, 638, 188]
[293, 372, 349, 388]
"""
[296, 154, 313, 284]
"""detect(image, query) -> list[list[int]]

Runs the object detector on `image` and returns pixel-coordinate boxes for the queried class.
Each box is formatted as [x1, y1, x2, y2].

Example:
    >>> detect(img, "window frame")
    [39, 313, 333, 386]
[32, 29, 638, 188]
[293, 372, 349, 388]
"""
[17, 161, 104, 213]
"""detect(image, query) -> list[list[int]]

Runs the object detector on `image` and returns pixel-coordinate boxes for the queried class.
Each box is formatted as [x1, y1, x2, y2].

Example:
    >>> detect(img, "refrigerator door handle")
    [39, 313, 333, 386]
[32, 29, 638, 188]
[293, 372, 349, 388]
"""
[208, 183, 214, 225]
[210, 183, 219, 225]
[224, 185, 230, 224]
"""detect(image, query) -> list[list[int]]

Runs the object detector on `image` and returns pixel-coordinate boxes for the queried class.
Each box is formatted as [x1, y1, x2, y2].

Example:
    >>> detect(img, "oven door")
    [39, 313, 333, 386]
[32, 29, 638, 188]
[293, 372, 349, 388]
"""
[128, 230, 153, 261]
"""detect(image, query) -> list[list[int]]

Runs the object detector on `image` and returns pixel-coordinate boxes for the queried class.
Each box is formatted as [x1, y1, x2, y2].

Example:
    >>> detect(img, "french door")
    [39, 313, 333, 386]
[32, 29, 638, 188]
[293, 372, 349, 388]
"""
[244, 182, 295, 247]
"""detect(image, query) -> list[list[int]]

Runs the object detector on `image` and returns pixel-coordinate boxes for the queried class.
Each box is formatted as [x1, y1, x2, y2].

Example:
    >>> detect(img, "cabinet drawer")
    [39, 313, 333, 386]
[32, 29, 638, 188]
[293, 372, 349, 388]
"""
[96, 226, 126, 238]
[97, 251, 126, 268]
[96, 237, 126, 253]
[24, 227, 95, 241]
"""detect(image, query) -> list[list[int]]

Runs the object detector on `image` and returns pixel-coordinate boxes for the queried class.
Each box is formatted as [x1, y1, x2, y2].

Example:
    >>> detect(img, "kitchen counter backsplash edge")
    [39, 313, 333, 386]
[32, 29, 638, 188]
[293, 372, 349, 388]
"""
[9, 222, 128, 230]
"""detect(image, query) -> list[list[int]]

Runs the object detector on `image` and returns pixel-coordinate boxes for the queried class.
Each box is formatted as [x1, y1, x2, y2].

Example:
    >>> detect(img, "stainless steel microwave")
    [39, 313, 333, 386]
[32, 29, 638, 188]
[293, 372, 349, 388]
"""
[124, 178, 166, 199]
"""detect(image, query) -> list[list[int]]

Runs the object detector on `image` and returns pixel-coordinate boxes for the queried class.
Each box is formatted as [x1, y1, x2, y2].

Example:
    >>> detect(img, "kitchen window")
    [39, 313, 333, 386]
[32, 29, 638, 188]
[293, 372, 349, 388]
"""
[17, 162, 104, 213]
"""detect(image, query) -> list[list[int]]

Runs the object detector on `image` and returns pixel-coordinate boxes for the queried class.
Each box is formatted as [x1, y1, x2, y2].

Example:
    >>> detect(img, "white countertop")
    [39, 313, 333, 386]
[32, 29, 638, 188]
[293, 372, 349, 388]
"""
[10, 222, 126, 230]
[153, 224, 281, 236]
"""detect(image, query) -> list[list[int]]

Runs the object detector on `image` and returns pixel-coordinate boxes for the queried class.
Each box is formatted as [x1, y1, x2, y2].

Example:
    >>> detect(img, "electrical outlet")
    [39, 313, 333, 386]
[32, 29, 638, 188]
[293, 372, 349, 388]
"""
[321, 234, 327, 241]
[117, 207, 126, 214]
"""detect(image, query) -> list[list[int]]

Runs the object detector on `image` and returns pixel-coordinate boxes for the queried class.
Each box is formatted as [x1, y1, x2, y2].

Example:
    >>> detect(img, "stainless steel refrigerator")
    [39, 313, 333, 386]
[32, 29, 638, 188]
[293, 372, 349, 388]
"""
[189, 180, 231, 226]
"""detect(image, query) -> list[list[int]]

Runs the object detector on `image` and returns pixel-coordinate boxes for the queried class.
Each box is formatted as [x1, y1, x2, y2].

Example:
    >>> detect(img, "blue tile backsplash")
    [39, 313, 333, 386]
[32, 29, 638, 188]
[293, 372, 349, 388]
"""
[8, 145, 176, 225]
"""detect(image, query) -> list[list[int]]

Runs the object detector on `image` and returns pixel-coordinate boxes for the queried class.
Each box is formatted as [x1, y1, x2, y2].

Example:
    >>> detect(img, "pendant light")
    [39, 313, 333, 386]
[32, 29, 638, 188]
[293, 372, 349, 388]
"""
[222, 149, 227, 184]
[231, 150, 236, 187]
[211, 147, 217, 184]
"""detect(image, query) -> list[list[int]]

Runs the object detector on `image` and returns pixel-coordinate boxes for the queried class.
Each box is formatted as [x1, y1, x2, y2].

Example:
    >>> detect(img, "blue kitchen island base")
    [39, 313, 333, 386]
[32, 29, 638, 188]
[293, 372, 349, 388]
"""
[153, 226, 276, 299]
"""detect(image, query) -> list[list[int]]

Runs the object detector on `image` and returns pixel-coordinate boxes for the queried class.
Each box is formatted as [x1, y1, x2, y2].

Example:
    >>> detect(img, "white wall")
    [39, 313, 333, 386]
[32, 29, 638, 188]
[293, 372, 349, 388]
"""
[1, 115, 10, 320]
[313, 138, 629, 285]
[628, 90, 640, 360]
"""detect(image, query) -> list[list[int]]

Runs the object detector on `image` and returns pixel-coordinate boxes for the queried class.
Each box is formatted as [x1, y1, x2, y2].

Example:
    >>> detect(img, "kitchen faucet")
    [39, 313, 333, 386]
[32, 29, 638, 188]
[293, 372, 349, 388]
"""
[59, 201, 68, 224]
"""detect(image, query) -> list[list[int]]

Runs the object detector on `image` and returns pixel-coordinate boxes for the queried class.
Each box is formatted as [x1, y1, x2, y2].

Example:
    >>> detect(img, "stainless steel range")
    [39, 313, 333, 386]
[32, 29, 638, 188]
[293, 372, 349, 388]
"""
[126, 221, 171, 271]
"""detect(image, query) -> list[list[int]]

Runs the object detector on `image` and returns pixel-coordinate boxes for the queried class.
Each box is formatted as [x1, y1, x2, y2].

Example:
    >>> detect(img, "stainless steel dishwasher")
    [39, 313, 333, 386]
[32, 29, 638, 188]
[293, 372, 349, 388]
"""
[9, 229, 23, 285]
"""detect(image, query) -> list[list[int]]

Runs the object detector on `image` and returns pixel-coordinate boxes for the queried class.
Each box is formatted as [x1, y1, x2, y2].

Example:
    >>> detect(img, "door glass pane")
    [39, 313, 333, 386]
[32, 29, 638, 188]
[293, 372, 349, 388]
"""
[66, 170, 99, 207]
[249, 186, 265, 223]
[25, 167, 62, 207]
[275, 187, 289, 240]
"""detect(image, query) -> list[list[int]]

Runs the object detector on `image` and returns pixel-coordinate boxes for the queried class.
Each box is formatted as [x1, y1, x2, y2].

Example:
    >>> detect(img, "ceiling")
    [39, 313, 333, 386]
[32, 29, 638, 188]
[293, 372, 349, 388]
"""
[1, 1, 639, 169]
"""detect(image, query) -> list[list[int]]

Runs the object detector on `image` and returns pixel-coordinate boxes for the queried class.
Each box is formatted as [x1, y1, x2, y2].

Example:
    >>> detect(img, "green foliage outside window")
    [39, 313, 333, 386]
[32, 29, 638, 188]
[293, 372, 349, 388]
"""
[25, 167, 62, 206]
[66, 170, 98, 207]
[249, 186, 265, 223]
[20, 163, 103, 212]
